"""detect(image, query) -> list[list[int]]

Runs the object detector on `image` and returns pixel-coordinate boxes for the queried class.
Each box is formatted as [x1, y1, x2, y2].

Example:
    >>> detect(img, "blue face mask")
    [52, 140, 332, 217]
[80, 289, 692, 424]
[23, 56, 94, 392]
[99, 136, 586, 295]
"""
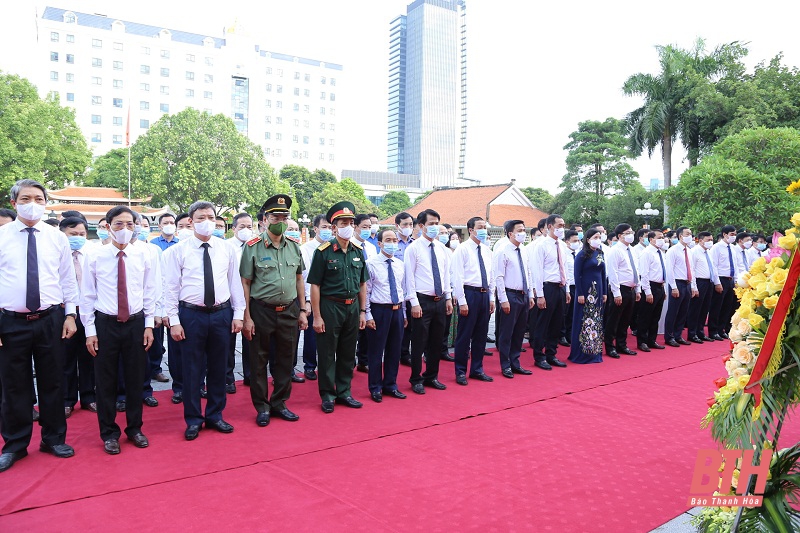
[68, 236, 86, 250]
[577, 232, 584, 241]
[212, 229, 225, 239]
[671, 238, 679, 246]
[383, 243, 398, 256]
[475, 229, 488, 242]
[137, 228, 150, 241]
[286, 230, 301, 240]
[438, 234, 449, 244]
[318, 228, 333, 241]
[426, 225, 440, 240]
[756, 243, 767, 251]
[360, 229, 371, 240]
[643, 239, 650, 247]
[97, 229, 109, 240]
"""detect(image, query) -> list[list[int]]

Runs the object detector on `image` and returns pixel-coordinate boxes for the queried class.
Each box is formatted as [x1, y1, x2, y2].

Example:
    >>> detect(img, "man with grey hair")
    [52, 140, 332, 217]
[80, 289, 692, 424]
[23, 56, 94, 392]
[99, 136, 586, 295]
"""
[0, 179, 79, 471]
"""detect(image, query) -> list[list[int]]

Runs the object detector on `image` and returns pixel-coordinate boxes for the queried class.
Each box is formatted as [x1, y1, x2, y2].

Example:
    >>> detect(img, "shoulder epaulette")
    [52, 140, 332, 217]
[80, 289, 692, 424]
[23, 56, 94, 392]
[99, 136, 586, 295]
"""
[246, 236, 262, 247]
[318, 241, 331, 251]
[286, 235, 301, 244]
[351, 240, 363, 250]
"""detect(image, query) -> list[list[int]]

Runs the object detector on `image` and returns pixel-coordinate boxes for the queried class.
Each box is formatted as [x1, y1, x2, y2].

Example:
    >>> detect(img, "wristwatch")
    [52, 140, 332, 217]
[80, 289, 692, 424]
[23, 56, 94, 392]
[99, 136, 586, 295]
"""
[360, 309, 367, 313]
[65, 313, 77, 318]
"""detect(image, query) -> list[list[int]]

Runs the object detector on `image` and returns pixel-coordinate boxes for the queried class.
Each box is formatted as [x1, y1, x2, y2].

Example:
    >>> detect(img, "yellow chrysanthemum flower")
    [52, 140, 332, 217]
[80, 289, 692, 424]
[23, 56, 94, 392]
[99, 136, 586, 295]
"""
[787, 181, 800, 195]
[750, 257, 767, 275]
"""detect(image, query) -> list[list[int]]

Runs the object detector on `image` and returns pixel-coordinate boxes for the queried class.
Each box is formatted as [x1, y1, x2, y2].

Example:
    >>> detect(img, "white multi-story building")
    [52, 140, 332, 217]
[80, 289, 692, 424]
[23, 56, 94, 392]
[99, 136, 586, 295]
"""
[36, 7, 343, 173]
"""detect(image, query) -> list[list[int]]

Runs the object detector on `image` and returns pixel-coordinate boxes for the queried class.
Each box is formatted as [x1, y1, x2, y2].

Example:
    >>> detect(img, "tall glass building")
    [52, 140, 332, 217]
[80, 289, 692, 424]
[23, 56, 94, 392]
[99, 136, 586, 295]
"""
[388, 0, 466, 190]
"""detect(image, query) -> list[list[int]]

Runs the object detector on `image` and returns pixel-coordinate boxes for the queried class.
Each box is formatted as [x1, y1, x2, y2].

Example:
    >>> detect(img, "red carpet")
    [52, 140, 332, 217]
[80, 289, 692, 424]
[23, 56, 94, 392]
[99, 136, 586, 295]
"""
[1, 338, 798, 531]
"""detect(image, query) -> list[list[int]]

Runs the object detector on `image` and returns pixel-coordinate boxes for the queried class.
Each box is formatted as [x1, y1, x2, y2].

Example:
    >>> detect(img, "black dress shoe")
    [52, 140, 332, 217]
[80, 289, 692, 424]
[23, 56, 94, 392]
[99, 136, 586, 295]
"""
[383, 389, 407, 399]
[185, 425, 201, 440]
[441, 353, 455, 362]
[128, 433, 149, 448]
[486, 336, 496, 343]
[676, 338, 692, 346]
[200, 388, 207, 399]
[606, 349, 620, 359]
[256, 412, 271, 426]
[690, 336, 704, 344]
[469, 372, 494, 382]
[291, 373, 306, 383]
[304, 370, 318, 380]
[666, 339, 680, 347]
[270, 408, 300, 422]
[32, 407, 40, 421]
[701, 335, 715, 342]
[456, 374, 468, 386]
[511, 367, 533, 375]
[356, 363, 369, 373]
[558, 337, 571, 347]
[501, 368, 514, 378]
[39, 442, 75, 458]
[630, 330, 638, 337]
[143, 396, 159, 407]
[535, 360, 553, 370]
[619, 348, 637, 356]
[720, 332, 729, 339]
[371, 391, 383, 403]
[712, 334, 726, 341]
[649, 342, 666, 350]
[547, 357, 567, 367]
[226, 383, 237, 394]
[335, 396, 363, 408]
[82, 402, 98, 413]
[0, 450, 27, 471]
[171, 392, 183, 404]
[243, 377, 251, 386]
[206, 419, 234, 433]
[104, 439, 120, 455]
[116, 401, 126, 412]
[400, 358, 412, 367]
[484, 350, 493, 356]
[411, 384, 426, 395]
[321, 401, 335, 413]
[423, 379, 447, 390]
[638, 343, 651, 353]
[65, 406, 73, 418]
[152, 372, 170, 383]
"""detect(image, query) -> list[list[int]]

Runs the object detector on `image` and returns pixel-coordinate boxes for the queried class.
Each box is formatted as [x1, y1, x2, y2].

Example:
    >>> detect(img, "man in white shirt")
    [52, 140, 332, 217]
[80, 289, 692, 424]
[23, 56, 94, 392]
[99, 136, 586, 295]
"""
[733, 232, 754, 281]
[560, 229, 581, 346]
[300, 214, 331, 380]
[353, 214, 379, 373]
[687, 231, 722, 343]
[663, 226, 699, 347]
[0, 180, 79, 472]
[394, 212, 415, 366]
[82, 206, 157, 455]
[451, 217, 495, 385]
[404, 209, 453, 394]
[636, 230, 668, 352]
[708, 225, 738, 341]
[166, 201, 245, 440]
[603, 223, 641, 358]
[226, 212, 255, 387]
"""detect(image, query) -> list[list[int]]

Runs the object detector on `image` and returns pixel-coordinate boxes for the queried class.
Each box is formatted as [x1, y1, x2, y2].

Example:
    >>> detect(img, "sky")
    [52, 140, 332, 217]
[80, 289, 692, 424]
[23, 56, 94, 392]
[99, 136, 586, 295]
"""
[2, 1, 800, 194]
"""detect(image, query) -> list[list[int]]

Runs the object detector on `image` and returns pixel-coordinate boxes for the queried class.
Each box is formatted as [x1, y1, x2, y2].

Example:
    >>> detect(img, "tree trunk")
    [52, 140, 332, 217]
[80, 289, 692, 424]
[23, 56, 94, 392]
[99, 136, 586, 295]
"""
[662, 133, 672, 223]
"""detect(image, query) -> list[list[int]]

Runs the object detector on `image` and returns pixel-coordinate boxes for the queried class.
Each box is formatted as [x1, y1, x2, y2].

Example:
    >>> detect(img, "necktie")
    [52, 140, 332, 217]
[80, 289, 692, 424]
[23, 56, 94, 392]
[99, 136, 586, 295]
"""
[515, 247, 528, 294]
[658, 250, 666, 282]
[25, 227, 40, 312]
[705, 250, 714, 280]
[727, 245, 734, 277]
[430, 242, 442, 297]
[477, 244, 488, 289]
[684, 247, 692, 282]
[626, 246, 638, 285]
[742, 250, 748, 272]
[72, 250, 82, 287]
[362, 242, 368, 261]
[386, 258, 399, 304]
[201, 242, 215, 307]
[555, 240, 566, 285]
[117, 250, 129, 322]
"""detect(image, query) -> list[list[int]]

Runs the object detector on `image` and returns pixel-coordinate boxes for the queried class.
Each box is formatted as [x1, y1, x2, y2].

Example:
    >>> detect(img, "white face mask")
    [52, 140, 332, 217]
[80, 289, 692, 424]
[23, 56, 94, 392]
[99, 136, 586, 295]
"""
[569, 241, 581, 251]
[600, 233, 608, 242]
[623, 234, 635, 244]
[370, 224, 379, 234]
[194, 219, 216, 237]
[590, 238, 602, 249]
[16, 201, 47, 221]
[726, 235, 736, 244]
[743, 241, 753, 249]
[237, 228, 253, 242]
[398, 227, 412, 238]
[682, 236, 693, 245]
[177, 228, 193, 240]
[655, 238, 665, 248]
[703, 240, 713, 249]
[514, 232, 527, 244]
[161, 224, 176, 236]
[661, 241, 670, 250]
[553, 227, 565, 239]
[336, 224, 354, 240]
[111, 227, 134, 244]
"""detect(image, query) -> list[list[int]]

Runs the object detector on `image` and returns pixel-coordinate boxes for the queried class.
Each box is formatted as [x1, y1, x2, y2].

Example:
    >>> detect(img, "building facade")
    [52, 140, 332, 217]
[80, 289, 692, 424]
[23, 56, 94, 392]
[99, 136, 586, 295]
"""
[36, 7, 343, 174]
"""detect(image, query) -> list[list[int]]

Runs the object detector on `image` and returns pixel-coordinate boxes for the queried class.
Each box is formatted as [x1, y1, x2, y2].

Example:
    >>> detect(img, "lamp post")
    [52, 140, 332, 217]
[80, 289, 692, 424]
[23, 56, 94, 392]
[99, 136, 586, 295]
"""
[48, 210, 57, 220]
[299, 213, 311, 243]
[634, 202, 660, 229]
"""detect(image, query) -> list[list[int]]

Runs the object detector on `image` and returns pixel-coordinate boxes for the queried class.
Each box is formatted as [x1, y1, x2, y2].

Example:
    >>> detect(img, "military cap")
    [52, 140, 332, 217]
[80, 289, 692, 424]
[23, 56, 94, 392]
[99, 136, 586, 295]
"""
[260, 194, 291, 215]
[327, 201, 356, 223]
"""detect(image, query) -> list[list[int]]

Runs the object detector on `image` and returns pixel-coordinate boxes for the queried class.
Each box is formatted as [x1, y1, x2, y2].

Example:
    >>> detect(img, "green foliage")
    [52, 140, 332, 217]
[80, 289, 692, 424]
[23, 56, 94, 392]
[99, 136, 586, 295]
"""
[304, 178, 376, 217]
[129, 108, 278, 214]
[278, 165, 337, 216]
[0, 73, 91, 205]
[378, 190, 412, 219]
[520, 187, 554, 212]
[597, 181, 663, 231]
[84, 148, 129, 189]
[713, 127, 800, 188]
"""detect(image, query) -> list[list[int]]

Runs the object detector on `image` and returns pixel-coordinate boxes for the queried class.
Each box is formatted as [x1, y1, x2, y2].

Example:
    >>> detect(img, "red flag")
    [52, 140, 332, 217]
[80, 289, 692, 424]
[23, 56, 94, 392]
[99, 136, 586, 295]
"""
[125, 106, 131, 147]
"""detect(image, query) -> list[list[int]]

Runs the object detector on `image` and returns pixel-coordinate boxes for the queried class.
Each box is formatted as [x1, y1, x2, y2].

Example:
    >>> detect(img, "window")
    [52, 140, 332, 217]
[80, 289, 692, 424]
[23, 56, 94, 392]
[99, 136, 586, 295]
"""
[64, 12, 76, 24]
[320, 91, 326, 100]
[113, 61, 123, 70]
[113, 98, 122, 107]
[160, 103, 169, 113]
[266, 83, 272, 92]
[329, 154, 335, 161]
[186, 53, 195, 62]
[51, 32, 59, 42]
[160, 85, 169, 95]
[275, 149, 282, 156]
[204, 74, 213, 83]
[276, 101, 283, 109]
[185, 89, 194, 97]
[265, 116, 271, 124]
[92, 58, 102, 67]
[265, 99, 271, 108]
[185, 71, 194, 81]
[319, 153, 324, 161]
[293, 103, 299, 112]
[114, 42, 123, 51]
[113, 135, 123, 145]
[292, 150, 298, 158]
[276, 133, 282, 141]
[303, 136, 309, 145]
[330, 108, 335, 116]
[91, 133, 101, 142]
[113, 79, 123, 89]
[160, 49, 170, 59]
[293, 135, 299, 144]
[294, 119, 300, 127]
[141, 65, 150, 74]
[329, 139, 335, 146]
[92, 39, 102, 48]
[91, 115, 101, 124]
[277, 85, 283, 93]
[66, 93, 74, 102]
[160, 68, 169, 77]
[204, 91, 212, 99]
[304, 105, 310, 113]
[264, 132, 271, 140]
[140, 119, 149, 129]
[140, 82, 150, 91]
[234, 112, 244, 120]
[113, 116, 123, 126]
[92, 96, 102, 105]
[277, 69, 283, 77]
[330, 93, 335, 102]
[204, 57, 213, 66]
[49, 71, 58, 81]
[276, 117, 283, 125]
[266, 67, 272, 75]
[304, 89, 310, 97]
[140, 101, 149, 110]
[320, 76, 326, 85]
[319, 138, 325, 145]
[330, 78, 336, 86]
[66, 34, 75, 43]
[66, 73, 74, 83]
[294, 71, 300, 80]
[304, 74, 310, 82]
[50, 52, 58, 62]
[303, 151, 308, 159]
[91, 76, 102, 85]
[293, 88, 300, 96]
[304, 120, 309, 128]
[320, 123, 326, 130]
[141, 46, 150, 55]
[320, 107, 326, 115]
[329, 124, 335, 131]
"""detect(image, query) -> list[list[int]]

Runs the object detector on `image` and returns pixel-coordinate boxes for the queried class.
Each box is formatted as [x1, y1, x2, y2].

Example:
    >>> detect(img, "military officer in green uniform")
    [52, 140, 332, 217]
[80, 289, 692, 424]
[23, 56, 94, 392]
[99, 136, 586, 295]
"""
[307, 201, 369, 413]
[240, 194, 308, 427]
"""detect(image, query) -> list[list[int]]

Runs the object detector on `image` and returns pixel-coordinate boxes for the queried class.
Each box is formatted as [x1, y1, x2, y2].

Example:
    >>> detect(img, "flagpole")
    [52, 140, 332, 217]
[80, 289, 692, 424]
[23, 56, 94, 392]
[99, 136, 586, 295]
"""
[126, 102, 131, 207]
[127, 143, 131, 207]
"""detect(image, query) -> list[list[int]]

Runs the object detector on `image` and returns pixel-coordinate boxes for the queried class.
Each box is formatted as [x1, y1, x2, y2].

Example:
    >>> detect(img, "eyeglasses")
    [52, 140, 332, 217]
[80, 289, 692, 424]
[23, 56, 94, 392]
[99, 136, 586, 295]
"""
[110, 221, 135, 229]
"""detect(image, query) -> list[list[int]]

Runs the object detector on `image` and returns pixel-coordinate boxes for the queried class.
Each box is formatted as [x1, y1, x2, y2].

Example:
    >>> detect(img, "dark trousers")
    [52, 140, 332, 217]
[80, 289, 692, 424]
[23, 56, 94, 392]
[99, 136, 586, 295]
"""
[527, 303, 539, 344]
[250, 301, 299, 412]
[168, 331, 183, 394]
[708, 277, 736, 336]
[410, 295, 447, 385]
[665, 280, 691, 341]
[356, 327, 369, 367]
[534, 283, 567, 360]
[0, 310, 67, 453]
[442, 311, 452, 356]
[636, 283, 665, 346]
[63, 314, 95, 408]
[179, 306, 233, 427]
[454, 289, 490, 376]
[605, 285, 636, 351]
[400, 302, 413, 362]
[498, 290, 528, 371]
[366, 304, 403, 393]
[115, 349, 154, 401]
[316, 299, 359, 402]
[562, 284, 576, 339]
[94, 313, 145, 441]
[268, 326, 299, 374]
[302, 312, 318, 371]
[228, 333, 250, 383]
[688, 278, 714, 338]
[146, 325, 165, 377]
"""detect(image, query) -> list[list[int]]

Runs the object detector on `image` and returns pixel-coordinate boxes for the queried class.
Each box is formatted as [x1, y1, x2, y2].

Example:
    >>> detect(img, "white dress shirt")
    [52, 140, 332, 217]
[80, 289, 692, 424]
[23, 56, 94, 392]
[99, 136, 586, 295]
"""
[133, 239, 164, 318]
[351, 237, 379, 260]
[404, 236, 452, 306]
[605, 242, 640, 298]
[451, 238, 495, 306]
[492, 236, 510, 252]
[0, 220, 79, 315]
[80, 241, 157, 337]
[747, 246, 762, 265]
[565, 247, 577, 287]
[227, 236, 248, 259]
[639, 246, 667, 296]
[365, 252, 406, 321]
[691, 245, 720, 290]
[733, 244, 752, 278]
[665, 242, 694, 290]
[709, 240, 737, 279]
[301, 238, 324, 302]
[493, 242, 533, 303]
[530, 235, 571, 296]
[164, 235, 246, 325]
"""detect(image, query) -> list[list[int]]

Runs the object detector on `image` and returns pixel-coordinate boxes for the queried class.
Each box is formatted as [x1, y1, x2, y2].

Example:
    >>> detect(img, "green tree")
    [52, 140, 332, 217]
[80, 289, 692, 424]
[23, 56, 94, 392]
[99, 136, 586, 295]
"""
[130, 108, 278, 214]
[378, 190, 412, 219]
[304, 178, 376, 217]
[597, 182, 663, 231]
[278, 165, 337, 216]
[0, 73, 91, 204]
[713, 126, 800, 187]
[520, 187, 554, 212]
[84, 148, 128, 189]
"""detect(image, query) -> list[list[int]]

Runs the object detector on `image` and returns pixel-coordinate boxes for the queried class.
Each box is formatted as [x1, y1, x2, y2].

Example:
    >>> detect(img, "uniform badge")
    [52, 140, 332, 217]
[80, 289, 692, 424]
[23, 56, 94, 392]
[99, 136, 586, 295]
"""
[278, 197, 286, 205]
[343, 207, 351, 214]
[247, 236, 262, 247]
[333, 244, 339, 252]
[353, 257, 361, 262]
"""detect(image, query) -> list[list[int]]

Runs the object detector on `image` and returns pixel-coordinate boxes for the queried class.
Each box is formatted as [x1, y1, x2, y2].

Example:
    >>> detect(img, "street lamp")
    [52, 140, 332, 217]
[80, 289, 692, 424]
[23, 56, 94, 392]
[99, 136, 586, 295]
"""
[299, 213, 310, 226]
[634, 202, 660, 229]
[48, 210, 57, 220]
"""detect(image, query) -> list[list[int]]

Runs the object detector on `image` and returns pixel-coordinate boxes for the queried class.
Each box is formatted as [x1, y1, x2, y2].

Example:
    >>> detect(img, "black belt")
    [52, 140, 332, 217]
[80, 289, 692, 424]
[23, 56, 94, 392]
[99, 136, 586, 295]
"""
[251, 298, 294, 312]
[544, 281, 566, 288]
[620, 285, 635, 291]
[1, 305, 60, 321]
[650, 281, 664, 285]
[417, 293, 443, 302]
[675, 279, 690, 284]
[324, 296, 357, 305]
[372, 303, 402, 311]
[180, 300, 231, 313]
[96, 310, 144, 323]
[719, 276, 733, 280]
[506, 288, 525, 295]
[464, 285, 488, 293]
